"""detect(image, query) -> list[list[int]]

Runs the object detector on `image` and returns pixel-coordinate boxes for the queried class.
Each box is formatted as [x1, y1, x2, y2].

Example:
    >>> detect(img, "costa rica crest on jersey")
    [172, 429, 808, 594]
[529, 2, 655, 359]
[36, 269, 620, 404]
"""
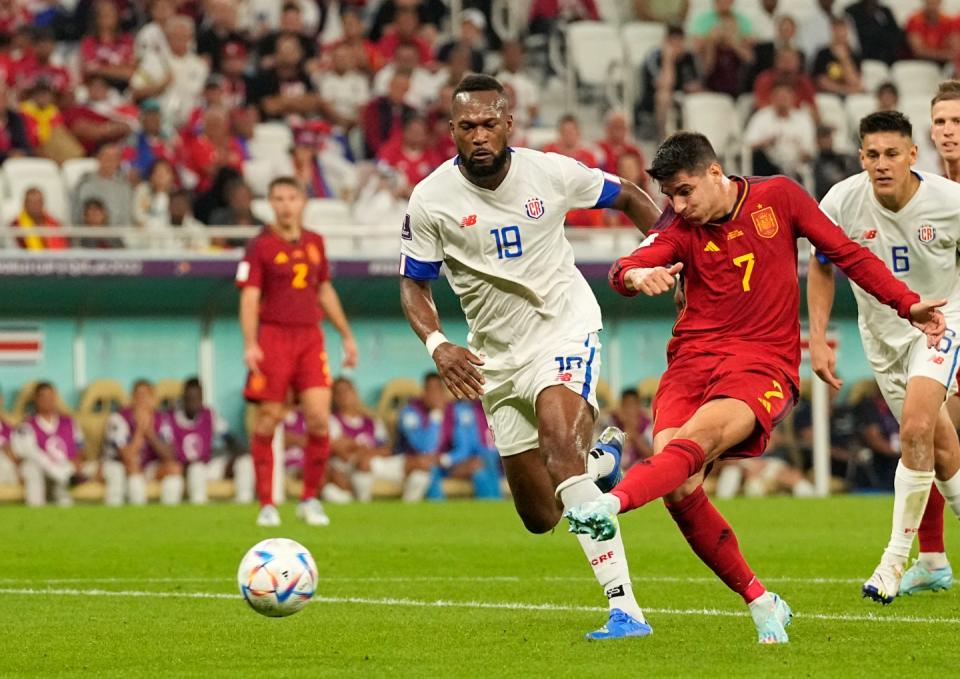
[525, 197, 545, 220]
[750, 205, 779, 238]
[918, 224, 936, 243]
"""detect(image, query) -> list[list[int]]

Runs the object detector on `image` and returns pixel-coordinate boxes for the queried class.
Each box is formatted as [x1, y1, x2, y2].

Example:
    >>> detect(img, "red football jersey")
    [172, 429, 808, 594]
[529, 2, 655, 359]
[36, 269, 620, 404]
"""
[236, 228, 330, 326]
[609, 176, 920, 389]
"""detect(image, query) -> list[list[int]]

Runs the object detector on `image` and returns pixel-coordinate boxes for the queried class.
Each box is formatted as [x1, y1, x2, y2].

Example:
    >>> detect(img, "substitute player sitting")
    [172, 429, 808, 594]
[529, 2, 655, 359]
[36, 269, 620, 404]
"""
[809, 111, 960, 603]
[564, 131, 946, 643]
[237, 177, 357, 527]
[400, 74, 663, 639]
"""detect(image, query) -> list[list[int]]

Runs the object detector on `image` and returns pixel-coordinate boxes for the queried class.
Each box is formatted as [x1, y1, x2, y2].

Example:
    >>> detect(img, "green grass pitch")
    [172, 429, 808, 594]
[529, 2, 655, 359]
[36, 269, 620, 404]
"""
[1, 496, 957, 677]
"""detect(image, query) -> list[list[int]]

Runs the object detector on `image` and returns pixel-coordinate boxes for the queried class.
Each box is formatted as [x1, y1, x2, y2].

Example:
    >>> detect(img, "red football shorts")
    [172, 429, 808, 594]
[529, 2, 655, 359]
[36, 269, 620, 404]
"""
[652, 351, 797, 459]
[244, 323, 331, 402]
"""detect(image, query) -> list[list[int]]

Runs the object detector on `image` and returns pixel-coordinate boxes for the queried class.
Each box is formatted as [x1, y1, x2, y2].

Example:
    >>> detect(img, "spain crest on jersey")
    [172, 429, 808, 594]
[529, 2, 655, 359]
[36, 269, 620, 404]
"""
[918, 224, 936, 243]
[525, 197, 545, 220]
[750, 206, 779, 238]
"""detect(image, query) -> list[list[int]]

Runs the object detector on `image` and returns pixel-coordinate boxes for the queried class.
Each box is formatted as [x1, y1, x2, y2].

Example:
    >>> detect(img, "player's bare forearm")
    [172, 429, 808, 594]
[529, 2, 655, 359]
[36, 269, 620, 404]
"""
[400, 277, 441, 342]
[611, 180, 661, 233]
[806, 258, 835, 342]
[146, 432, 174, 462]
[318, 281, 353, 339]
[239, 287, 261, 348]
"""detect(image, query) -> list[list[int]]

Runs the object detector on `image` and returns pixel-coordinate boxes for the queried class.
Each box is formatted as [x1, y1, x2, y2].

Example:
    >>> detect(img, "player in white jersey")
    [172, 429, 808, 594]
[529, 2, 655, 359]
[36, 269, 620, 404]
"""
[399, 75, 662, 639]
[808, 111, 960, 604]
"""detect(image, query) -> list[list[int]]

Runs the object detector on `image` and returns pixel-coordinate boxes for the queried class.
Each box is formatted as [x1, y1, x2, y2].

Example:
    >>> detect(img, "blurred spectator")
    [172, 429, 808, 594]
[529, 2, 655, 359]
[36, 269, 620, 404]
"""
[369, 0, 447, 43]
[81, 74, 140, 131]
[604, 152, 648, 226]
[179, 107, 245, 194]
[744, 81, 816, 179]
[60, 89, 133, 156]
[393, 372, 448, 502]
[0, 406, 15, 487]
[800, 0, 858, 60]
[169, 189, 209, 249]
[750, 0, 781, 44]
[219, 41, 252, 109]
[209, 180, 264, 235]
[19, 80, 64, 149]
[78, 198, 122, 249]
[332, 7, 385, 75]
[844, 0, 902, 66]
[377, 115, 441, 196]
[132, 158, 175, 234]
[0, 0, 32, 35]
[80, 0, 137, 88]
[876, 80, 899, 110]
[74, 143, 134, 226]
[377, 7, 432, 65]
[638, 24, 701, 140]
[813, 16, 864, 96]
[291, 122, 359, 200]
[131, 15, 209, 129]
[436, 8, 486, 73]
[134, 0, 175, 60]
[440, 398, 502, 499]
[753, 13, 804, 79]
[182, 77, 228, 141]
[528, 0, 600, 36]
[257, 1, 317, 68]
[813, 125, 860, 200]
[905, 0, 956, 66]
[373, 42, 437, 110]
[607, 389, 653, 469]
[197, 0, 248, 72]
[495, 40, 539, 131]
[352, 162, 408, 226]
[691, 0, 754, 97]
[327, 376, 392, 504]
[716, 424, 815, 499]
[11, 27, 72, 94]
[314, 42, 370, 130]
[426, 83, 456, 159]
[596, 110, 646, 185]
[12, 382, 85, 507]
[632, 0, 688, 23]
[544, 114, 603, 226]
[125, 99, 176, 184]
[793, 387, 860, 485]
[0, 86, 29, 161]
[754, 48, 817, 112]
[103, 379, 175, 506]
[248, 33, 334, 123]
[853, 381, 900, 489]
[11, 188, 66, 250]
[434, 45, 474, 94]
[363, 70, 417, 158]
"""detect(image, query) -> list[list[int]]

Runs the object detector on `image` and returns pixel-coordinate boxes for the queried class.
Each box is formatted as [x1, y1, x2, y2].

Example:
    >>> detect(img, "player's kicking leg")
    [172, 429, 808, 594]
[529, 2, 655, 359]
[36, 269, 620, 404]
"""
[502, 385, 650, 641]
[250, 400, 284, 527]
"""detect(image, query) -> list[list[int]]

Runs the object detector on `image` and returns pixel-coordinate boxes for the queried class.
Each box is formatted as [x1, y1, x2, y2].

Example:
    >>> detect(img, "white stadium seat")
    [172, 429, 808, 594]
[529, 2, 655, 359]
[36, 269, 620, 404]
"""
[243, 159, 280, 198]
[1, 158, 69, 223]
[891, 60, 942, 99]
[524, 127, 557, 150]
[681, 92, 740, 166]
[248, 138, 291, 164]
[566, 21, 623, 88]
[304, 199, 352, 229]
[621, 21, 666, 69]
[250, 198, 274, 224]
[845, 93, 876, 134]
[860, 60, 891, 93]
[61, 157, 99, 194]
[252, 122, 294, 150]
[815, 93, 854, 153]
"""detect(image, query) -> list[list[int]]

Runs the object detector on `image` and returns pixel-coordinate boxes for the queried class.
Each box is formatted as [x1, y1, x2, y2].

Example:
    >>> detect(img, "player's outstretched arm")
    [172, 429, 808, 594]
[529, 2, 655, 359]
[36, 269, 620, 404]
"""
[400, 277, 485, 400]
[806, 256, 842, 389]
[318, 281, 358, 368]
[909, 299, 948, 348]
[623, 263, 684, 296]
[609, 179, 662, 233]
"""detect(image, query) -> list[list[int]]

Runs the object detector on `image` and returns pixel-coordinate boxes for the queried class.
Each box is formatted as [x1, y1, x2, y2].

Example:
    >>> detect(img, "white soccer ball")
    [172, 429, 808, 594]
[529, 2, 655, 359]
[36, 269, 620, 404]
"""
[237, 538, 318, 617]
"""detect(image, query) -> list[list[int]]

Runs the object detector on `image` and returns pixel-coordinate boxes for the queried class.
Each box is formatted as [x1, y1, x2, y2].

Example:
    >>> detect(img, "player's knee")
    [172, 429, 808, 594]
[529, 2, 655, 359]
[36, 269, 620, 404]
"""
[304, 418, 328, 438]
[254, 405, 283, 435]
[900, 417, 936, 462]
[518, 506, 559, 534]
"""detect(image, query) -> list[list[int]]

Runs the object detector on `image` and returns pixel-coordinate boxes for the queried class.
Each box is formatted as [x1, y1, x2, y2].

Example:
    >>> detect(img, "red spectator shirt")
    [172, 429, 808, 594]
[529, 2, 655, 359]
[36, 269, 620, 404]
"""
[905, 12, 955, 50]
[236, 228, 330, 326]
[180, 135, 245, 193]
[376, 137, 442, 187]
[10, 55, 72, 92]
[376, 33, 433, 65]
[596, 139, 645, 176]
[753, 70, 818, 110]
[609, 176, 920, 390]
[80, 34, 135, 72]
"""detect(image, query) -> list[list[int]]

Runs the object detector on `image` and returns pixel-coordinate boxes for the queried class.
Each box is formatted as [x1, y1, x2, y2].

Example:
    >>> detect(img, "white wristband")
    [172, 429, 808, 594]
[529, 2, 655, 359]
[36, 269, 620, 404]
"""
[425, 331, 449, 358]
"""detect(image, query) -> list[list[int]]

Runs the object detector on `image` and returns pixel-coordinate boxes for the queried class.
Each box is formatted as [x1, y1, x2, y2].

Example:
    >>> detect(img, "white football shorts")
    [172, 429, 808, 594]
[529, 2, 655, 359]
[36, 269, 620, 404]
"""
[874, 329, 960, 421]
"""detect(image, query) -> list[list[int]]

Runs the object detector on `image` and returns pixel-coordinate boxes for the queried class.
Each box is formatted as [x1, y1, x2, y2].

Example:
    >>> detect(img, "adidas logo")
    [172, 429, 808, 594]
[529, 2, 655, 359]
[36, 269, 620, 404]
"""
[704, 241, 720, 252]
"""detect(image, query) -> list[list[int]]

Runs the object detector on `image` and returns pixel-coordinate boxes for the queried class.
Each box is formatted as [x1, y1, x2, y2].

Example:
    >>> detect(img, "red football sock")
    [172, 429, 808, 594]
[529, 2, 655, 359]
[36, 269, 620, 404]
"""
[251, 432, 274, 507]
[918, 485, 946, 553]
[666, 486, 766, 604]
[301, 433, 330, 501]
[611, 438, 706, 513]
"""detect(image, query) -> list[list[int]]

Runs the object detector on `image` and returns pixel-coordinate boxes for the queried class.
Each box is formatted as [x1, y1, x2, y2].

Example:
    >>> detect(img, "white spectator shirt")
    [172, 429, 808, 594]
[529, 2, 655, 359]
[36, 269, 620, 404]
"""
[372, 64, 440, 110]
[400, 147, 621, 370]
[743, 105, 816, 177]
[818, 170, 960, 369]
[131, 51, 209, 128]
[316, 69, 371, 121]
[495, 69, 540, 129]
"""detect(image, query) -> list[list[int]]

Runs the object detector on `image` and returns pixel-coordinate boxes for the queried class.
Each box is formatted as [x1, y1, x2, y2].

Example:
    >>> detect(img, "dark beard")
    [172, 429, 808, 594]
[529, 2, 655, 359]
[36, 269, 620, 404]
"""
[460, 147, 510, 178]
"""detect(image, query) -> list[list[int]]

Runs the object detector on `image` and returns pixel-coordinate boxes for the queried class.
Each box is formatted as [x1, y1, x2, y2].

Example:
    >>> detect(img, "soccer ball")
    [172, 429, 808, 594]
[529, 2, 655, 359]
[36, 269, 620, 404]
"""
[237, 538, 318, 617]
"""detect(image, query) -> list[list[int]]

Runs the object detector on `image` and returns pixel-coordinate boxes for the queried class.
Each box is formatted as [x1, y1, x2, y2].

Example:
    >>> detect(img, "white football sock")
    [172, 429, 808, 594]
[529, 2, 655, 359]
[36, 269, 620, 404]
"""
[103, 461, 125, 506]
[161, 474, 184, 505]
[187, 463, 208, 505]
[882, 462, 935, 566]
[586, 448, 616, 482]
[53, 479, 72, 507]
[715, 464, 743, 499]
[351, 470, 374, 502]
[233, 454, 254, 503]
[919, 551, 950, 570]
[127, 473, 148, 505]
[935, 468, 960, 518]
[557, 474, 645, 622]
[792, 479, 816, 498]
[402, 470, 431, 502]
[21, 459, 46, 507]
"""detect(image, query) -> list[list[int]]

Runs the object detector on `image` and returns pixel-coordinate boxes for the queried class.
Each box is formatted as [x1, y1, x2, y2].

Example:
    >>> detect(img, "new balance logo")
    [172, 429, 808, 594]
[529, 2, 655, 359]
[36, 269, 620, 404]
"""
[704, 241, 720, 252]
[460, 214, 478, 227]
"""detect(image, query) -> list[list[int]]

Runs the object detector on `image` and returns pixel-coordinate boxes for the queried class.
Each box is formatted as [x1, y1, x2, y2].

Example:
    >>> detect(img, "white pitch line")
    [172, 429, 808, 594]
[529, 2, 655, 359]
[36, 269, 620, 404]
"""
[0, 587, 958, 626]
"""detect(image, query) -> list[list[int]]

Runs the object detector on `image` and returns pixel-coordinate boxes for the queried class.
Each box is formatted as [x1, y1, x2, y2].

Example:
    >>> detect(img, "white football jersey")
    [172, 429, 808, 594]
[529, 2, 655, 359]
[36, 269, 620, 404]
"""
[400, 147, 622, 369]
[819, 170, 960, 370]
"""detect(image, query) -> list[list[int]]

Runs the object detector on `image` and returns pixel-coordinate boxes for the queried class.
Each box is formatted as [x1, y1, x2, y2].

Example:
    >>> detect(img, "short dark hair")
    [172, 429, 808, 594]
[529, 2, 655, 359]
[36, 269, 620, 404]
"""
[183, 376, 202, 392]
[620, 388, 639, 401]
[666, 23, 684, 38]
[34, 381, 54, 397]
[932, 79, 960, 106]
[268, 176, 303, 194]
[83, 198, 106, 212]
[453, 74, 505, 99]
[424, 371, 441, 385]
[648, 131, 718, 182]
[132, 378, 153, 391]
[876, 81, 898, 98]
[859, 110, 912, 142]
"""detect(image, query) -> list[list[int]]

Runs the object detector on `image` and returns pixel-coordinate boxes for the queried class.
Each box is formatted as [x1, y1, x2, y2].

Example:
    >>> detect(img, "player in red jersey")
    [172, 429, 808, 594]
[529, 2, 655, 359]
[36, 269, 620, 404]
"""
[564, 132, 947, 644]
[236, 177, 358, 527]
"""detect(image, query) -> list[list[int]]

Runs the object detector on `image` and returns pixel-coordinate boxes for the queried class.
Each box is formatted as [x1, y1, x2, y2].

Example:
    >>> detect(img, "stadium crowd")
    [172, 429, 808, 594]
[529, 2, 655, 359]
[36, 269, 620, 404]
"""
[3, 0, 960, 244]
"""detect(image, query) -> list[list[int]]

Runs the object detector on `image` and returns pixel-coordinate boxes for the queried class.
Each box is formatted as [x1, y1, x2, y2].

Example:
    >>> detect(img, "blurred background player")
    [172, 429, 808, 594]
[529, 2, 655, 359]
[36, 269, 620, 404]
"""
[327, 376, 392, 504]
[103, 379, 175, 506]
[236, 177, 357, 527]
[604, 388, 654, 469]
[167, 377, 253, 505]
[12, 382, 85, 507]
[400, 74, 662, 640]
[570, 131, 946, 642]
